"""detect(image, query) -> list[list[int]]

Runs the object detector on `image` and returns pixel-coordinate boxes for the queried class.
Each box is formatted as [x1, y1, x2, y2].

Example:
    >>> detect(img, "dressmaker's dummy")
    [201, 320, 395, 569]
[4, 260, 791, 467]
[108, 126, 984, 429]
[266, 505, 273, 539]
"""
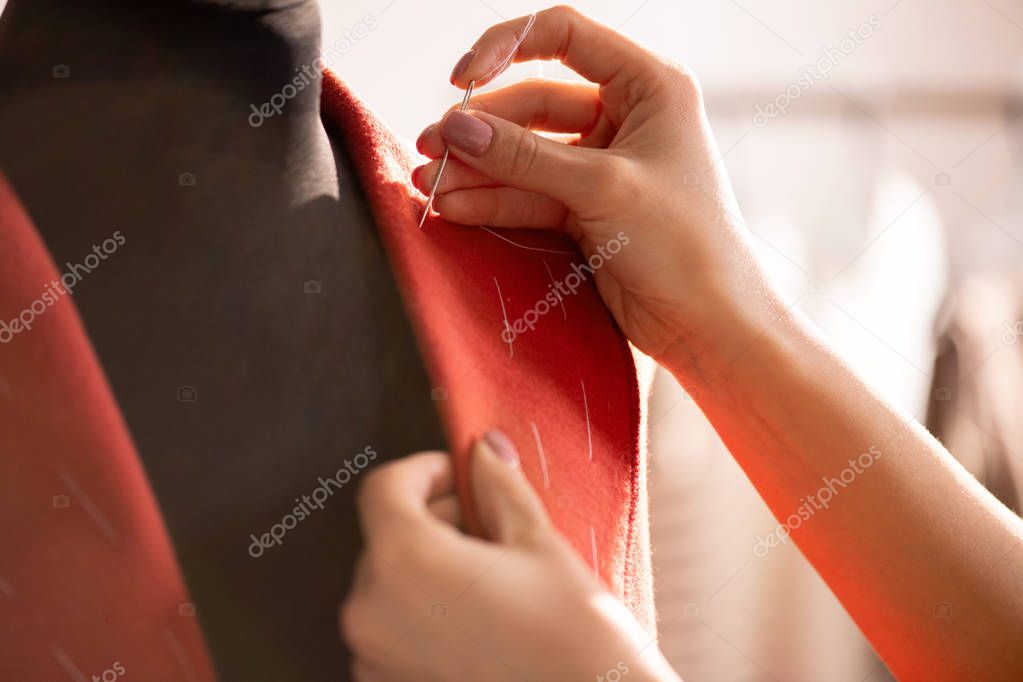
[1, 1, 443, 679]
[0, 1, 653, 679]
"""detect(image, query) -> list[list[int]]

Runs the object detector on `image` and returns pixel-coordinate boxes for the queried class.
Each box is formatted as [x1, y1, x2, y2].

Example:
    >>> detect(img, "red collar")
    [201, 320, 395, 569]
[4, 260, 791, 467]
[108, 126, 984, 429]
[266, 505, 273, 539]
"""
[321, 72, 651, 628]
[0, 75, 652, 680]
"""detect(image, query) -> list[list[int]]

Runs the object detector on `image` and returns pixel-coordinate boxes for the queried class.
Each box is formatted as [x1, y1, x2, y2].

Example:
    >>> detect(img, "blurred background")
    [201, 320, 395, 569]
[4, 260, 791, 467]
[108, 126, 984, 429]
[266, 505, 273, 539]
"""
[4, 0, 1019, 678]
[316, 1, 1023, 680]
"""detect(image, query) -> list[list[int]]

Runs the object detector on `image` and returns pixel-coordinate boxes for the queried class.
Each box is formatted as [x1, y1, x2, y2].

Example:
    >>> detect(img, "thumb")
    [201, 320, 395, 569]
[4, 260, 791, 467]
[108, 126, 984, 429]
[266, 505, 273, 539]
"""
[439, 109, 605, 207]
[470, 430, 550, 545]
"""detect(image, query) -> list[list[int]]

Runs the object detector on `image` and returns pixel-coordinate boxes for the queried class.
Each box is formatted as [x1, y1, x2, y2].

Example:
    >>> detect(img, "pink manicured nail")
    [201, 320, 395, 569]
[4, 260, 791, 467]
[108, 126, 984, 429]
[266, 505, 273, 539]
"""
[483, 430, 519, 467]
[415, 124, 434, 153]
[441, 111, 493, 156]
[450, 49, 476, 83]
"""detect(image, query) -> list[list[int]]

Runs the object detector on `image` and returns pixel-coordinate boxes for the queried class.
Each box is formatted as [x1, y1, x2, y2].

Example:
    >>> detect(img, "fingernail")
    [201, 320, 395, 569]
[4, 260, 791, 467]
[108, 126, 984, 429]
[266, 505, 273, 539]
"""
[411, 165, 423, 186]
[415, 124, 434, 154]
[450, 49, 476, 83]
[482, 430, 519, 468]
[441, 111, 493, 156]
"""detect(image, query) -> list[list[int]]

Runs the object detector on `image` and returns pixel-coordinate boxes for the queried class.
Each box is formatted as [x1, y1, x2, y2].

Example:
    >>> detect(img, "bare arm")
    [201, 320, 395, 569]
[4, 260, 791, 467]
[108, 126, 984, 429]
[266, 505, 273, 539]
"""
[668, 293, 1023, 678]
[421, 6, 1023, 675]
[348, 6, 1023, 680]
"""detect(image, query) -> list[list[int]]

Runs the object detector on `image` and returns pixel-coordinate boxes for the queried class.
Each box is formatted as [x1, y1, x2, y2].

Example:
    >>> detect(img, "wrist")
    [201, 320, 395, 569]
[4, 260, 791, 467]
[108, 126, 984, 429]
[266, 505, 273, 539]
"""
[666, 287, 823, 441]
[657, 274, 798, 390]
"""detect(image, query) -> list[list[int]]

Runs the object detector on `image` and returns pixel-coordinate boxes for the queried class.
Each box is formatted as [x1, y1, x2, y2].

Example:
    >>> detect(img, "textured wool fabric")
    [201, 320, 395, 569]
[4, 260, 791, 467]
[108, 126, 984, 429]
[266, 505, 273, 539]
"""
[319, 72, 654, 630]
[0, 74, 653, 678]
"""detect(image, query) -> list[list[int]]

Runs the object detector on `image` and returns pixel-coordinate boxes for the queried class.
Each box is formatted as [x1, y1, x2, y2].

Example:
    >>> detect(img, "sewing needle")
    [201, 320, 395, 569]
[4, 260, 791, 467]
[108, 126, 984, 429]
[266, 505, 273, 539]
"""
[419, 79, 475, 228]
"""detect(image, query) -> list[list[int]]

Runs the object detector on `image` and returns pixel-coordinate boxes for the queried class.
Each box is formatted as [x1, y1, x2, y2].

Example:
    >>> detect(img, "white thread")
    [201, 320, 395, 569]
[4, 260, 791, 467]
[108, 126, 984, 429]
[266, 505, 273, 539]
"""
[59, 469, 119, 545]
[543, 260, 567, 320]
[590, 525, 599, 578]
[478, 12, 538, 84]
[581, 379, 592, 462]
[481, 226, 574, 255]
[530, 421, 550, 489]
[163, 628, 199, 682]
[50, 645, 88, 682]
[493, 276, 514, 358]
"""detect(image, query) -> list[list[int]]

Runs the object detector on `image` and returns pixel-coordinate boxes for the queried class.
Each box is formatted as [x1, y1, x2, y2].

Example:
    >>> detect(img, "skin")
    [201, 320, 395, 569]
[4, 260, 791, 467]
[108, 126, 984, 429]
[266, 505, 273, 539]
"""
[342, 5, 1023, 681]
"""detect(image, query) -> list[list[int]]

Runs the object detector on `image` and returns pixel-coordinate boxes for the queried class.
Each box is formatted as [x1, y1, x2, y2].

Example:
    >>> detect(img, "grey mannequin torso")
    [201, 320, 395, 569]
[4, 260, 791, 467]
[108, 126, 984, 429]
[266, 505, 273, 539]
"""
[0, 0, 445, 679]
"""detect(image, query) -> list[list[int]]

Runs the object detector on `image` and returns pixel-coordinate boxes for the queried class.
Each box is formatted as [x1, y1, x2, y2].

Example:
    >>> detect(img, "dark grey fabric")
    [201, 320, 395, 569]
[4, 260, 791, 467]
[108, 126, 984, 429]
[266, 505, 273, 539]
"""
[0, 1, 446, 679]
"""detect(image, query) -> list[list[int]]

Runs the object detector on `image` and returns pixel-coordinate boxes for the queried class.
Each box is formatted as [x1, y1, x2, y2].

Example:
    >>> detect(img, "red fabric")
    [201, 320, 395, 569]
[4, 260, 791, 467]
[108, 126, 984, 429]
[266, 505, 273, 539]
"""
[319, 72, 653, 629]
[0, 177, 218, 681]
[0, 74, 653, 679]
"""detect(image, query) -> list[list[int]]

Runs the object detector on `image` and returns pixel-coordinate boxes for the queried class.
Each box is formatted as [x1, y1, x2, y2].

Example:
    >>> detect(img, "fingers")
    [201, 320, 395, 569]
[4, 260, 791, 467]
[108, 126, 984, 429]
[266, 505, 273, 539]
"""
[426, 495, 462, 527]
[416, 79, 603, 159]
[470, 431, 550, 545]
[411, 158, 495, 195]
[437, 109, 610, 206]
[451, 6, 658, 94]
[356, 451, 455, 544]
[434, 187, 566, 229]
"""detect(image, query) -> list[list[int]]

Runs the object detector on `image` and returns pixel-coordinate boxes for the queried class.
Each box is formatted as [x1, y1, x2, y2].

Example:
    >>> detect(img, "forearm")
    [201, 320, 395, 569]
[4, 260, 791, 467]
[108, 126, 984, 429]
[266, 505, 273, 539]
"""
[666, 296, 1023, 679]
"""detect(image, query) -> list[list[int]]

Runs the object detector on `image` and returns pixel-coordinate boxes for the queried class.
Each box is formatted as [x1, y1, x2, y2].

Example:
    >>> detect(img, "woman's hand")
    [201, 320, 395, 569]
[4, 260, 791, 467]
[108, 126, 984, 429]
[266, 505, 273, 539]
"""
[412, 10, 1023, 681]
[415, 5, 784, 382]
[340, 433, 679, 682]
